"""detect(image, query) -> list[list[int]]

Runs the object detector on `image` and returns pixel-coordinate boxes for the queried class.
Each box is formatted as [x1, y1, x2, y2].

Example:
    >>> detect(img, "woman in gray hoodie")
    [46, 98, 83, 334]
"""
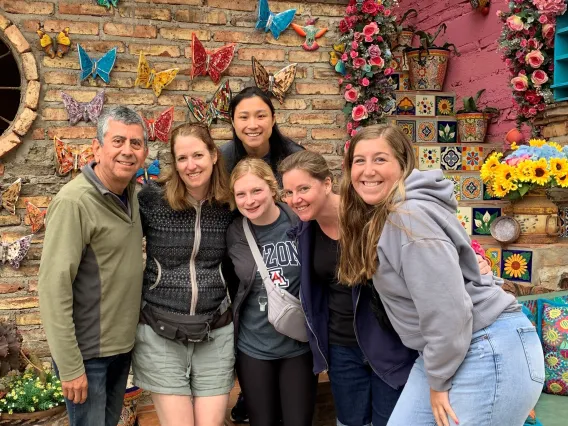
[337, 124, 544, 426]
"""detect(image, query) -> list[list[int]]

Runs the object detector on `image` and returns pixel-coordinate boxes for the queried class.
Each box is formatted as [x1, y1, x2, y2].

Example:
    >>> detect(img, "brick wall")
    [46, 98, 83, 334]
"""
[398, 0, 518, 141]
[0, 0, 348, 357]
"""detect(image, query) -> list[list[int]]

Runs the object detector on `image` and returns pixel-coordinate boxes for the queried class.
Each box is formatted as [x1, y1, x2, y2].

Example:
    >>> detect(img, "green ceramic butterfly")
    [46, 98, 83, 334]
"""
[97, 0, 119, 9]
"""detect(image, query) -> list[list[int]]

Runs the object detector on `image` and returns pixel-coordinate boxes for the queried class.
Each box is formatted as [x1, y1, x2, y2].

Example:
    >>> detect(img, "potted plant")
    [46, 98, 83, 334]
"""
[405, 23, 460, 91]
[393, 9, 417, 49]
[456, 89, 500, 143]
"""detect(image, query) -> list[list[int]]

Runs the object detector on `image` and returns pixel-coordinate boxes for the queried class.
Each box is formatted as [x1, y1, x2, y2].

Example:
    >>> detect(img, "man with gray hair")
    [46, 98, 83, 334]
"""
[39, 106, 148, 426]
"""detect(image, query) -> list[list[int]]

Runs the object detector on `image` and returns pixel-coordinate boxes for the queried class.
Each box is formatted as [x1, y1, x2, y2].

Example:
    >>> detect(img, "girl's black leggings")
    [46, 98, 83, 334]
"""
[235, 350, 318, 426]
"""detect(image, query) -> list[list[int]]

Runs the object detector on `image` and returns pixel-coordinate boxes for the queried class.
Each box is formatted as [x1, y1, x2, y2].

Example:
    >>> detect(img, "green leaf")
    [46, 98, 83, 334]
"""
[518, 184, 531, 196]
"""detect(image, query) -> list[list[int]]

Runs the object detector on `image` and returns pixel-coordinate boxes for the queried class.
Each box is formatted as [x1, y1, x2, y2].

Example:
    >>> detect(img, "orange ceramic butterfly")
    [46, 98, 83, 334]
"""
[134, 52, 179, 97]
[26, 201, 46, 234]
[54, 137, 95, 176]
[191, 33, 235, 84]
[0, 179, 21, 216]
[251, 57, 297, 104]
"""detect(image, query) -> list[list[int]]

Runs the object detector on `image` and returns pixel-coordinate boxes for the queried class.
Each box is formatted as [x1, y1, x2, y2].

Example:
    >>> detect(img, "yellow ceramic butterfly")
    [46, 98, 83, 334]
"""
[0, 179, 22, 216]
[37, 26, 71, 59]
[328, 43, 346, 75]
[134, 52, 179, 98]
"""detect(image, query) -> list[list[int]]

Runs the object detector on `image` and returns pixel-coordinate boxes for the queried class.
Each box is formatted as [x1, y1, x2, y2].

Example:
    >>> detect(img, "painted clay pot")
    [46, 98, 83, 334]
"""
[456, 112, 488, 143]
[406, 48, 450, 91]
[505, 128, 525, 145]
[397, 30, 414, 49]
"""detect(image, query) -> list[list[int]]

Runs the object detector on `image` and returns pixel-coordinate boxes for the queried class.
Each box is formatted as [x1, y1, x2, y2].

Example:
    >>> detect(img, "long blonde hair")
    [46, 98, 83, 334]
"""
[161, 123, 230, 210]
[229, 158, 280, 210]
[338, 125, 416, 286]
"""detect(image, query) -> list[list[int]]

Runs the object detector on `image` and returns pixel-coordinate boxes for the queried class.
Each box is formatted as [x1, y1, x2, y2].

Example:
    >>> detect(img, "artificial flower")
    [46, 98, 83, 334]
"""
[353, 57, 367, 68]
[550, 157, 568, 177]
[352, 104, 369, 121]
[361, 0, 379, 15]
[532, 0, 567, 15]
[368, 44, 381, 58]
[506, 15, 524, 31]
[370, 56, 385, 67]
[511, 74, 529, 91]
[531, 69, 549, 85]
[525, 50, 545, 68]
[542, 23, 556, 39]
[528, 157, 551, 185]
[344, 88, 359, 102]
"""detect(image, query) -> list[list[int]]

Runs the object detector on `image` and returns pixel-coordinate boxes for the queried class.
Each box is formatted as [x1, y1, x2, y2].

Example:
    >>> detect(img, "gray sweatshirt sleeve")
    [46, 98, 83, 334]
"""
[400, 238, 474, 391]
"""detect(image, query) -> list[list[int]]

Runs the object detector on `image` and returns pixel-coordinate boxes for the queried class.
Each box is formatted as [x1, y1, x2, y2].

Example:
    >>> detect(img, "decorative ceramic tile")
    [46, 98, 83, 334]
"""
[396, 94, 416, 115]
[485, 247, 502, 277]
[418, 146, 441, 170]
[435, 96, 455, 116]
[560, 207, 568, 237]
[501, 250, 533, 283]
[456, 206, 472, 235]
[444, 173, 461, 201]
[472, 207, 501, 236]
[483, 182, 499, 200]
[416, 120, 437, 143]
[397, 120, 416, 142]
[437, 120, 457, 143]
[462, 146, 484, 171]
[416, 95, 436, 116]
[400, 71, 410, 90]
[440, 146, 462, 171]
[387, 74, 400, 90]
[383, 95, 397, 116]
[460, 174, 483, 200]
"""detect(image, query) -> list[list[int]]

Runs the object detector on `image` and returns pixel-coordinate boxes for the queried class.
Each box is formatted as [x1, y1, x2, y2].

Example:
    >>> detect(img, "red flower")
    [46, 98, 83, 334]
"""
[361, 0, 379, 15]
[339, 19, 350, 33]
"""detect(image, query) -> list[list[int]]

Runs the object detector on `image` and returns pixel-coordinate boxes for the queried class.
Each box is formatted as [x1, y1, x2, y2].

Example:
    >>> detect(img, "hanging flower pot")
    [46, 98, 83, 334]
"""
[456, 112, 488, 143]
[406, 47, 450, 91]
[397, 30, 414, 49]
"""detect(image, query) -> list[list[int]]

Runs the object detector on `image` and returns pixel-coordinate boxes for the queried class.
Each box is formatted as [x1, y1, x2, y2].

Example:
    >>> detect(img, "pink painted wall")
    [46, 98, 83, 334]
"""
[399, 0, 521, 142]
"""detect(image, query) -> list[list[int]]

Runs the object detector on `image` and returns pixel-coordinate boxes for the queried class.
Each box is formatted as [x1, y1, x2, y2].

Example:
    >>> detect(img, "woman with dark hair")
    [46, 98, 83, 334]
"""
[220, 86, 303, 183]
[132, 123, 236, 426]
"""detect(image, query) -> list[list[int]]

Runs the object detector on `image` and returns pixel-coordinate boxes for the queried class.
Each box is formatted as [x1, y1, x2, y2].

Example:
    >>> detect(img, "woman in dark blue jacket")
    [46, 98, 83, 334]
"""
[279, 151, 491, 426]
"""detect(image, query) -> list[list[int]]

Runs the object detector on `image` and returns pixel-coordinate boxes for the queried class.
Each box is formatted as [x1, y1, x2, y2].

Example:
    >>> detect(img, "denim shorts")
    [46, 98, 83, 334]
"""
[132, 323, 235, 397]
[387, 312, 544, 426]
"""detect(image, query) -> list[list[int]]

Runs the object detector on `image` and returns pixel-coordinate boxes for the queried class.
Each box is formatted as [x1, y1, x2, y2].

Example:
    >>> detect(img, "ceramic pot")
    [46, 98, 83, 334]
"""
[456, 112, 488, 142]
[406, 48, 450, 91]
[504, 128, 525, 146]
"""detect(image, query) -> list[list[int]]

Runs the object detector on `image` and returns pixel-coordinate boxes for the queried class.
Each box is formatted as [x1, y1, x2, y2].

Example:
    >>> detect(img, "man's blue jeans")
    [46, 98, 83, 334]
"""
[54, 352, 131, 426]
[328, 344, 403, 426]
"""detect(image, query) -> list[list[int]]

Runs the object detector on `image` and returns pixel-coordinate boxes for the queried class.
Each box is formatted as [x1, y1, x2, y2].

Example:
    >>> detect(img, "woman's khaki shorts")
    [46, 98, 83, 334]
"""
[132, 323, 235, 397]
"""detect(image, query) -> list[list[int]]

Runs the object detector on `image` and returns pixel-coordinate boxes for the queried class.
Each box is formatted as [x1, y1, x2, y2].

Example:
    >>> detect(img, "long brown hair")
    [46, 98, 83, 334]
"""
[278, 150, 332, 183]
[161, 123, 229, 210]
[229, 158, 279, 210]
[338, 125, 416, 286]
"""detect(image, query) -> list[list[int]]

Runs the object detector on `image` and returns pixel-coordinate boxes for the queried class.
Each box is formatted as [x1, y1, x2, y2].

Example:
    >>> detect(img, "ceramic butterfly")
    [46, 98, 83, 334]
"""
[256, 0, 296, 40]
[251, 57, 297, 104]
[329, 43, 346, 76]
[191, 33, 235, 85]
[0, 179, 21, 216]
[97, 0, 119, 9]
[134, 52, 179, 98]
[61, 90, 105, 125]
[78, 44, 117, 84]
[37, 26, 71, 59]
[26, 201, 46, 234]
[184, 81, 232, 126]
[0, 235, 32, 269]
[54, 137, 95, 176]
[143, 107, 174, 143]
[136, 159, 160, 185]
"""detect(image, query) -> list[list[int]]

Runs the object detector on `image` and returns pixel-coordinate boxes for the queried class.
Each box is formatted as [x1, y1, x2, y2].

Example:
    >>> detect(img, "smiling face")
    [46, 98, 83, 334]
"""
[174, 135, 217, 201]
[350, 137, 403, 205]
[233, 172, 278, 224]
[92, 119, 148, 193]
[232, 95, 275, 158]
[282, 168, 331, 221]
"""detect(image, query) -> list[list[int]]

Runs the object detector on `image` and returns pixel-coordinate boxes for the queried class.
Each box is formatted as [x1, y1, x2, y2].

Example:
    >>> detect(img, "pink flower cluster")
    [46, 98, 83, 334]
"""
[498, 0, 565, 125]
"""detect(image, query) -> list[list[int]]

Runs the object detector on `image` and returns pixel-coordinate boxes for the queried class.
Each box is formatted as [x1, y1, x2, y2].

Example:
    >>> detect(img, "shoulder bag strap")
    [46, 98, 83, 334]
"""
[242, 216, 276, 294]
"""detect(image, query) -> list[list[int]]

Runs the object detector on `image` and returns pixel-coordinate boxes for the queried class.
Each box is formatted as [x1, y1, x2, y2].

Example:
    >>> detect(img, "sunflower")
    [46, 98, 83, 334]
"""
[548, 141, 563, 152]
[504, 253, 527, 278]
[494, 163, 517, 187]
[527, 158, 551, 186]
[517, 160, 535, 182]
[529, 138, 547, 147]
[510, 141, 519, 150]
[437, 98, 452, 115]
[480, 153, 503, 182]
[550, 158, 568, 179]
[556, 173, 568, 188]
[492, 181, 510, 198]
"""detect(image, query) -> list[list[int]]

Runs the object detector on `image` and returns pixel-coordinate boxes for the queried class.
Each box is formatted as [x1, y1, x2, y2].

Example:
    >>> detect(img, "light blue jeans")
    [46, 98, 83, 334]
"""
[388, 312, 544, 426]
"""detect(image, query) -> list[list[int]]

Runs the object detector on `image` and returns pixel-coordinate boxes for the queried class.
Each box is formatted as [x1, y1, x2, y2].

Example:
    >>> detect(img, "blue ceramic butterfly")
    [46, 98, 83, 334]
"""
[136, 159, 160, 185]
[255, 0, 296, 40]
[78, 44, 117, 84]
